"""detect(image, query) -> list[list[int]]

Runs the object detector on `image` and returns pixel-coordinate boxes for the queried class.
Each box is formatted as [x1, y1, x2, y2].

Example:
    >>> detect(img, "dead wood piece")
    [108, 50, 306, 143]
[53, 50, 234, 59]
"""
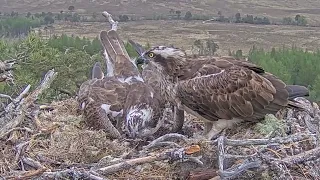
[102, 11, 118, 31]
[143, 133, 188, 151]
[187, 168, 219, 180]
[215, 133, 314, 179]
[219, 159, 262, 179]
[215, 133, 315, 147]
[0, 93, 13, 101]
[282, 146, 320, 165]
[0, 127, 33, 140]
[217, 136, 225, 172]
[5, 168, 47, 180]
[0, 70, 57, 140]
[40, 168, 106, 180]
[21, 157, 45, 169]
[97, 145, 199, 175]
[15, 141, 30, 163]
[145, 141, 182, 150]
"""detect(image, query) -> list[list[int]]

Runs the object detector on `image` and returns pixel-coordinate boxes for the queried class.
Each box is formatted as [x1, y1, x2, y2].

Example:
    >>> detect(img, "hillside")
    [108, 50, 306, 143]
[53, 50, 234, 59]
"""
[1, 0, 320, 24]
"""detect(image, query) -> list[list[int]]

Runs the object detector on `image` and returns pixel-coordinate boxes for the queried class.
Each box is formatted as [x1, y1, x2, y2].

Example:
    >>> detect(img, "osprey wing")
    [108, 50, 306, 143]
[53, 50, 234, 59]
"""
[176, 64, 289, 122]
[78, 77, 128, 137]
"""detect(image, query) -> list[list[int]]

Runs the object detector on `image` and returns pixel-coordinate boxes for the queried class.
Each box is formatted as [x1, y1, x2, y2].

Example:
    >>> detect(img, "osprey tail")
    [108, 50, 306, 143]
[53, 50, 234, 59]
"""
[286, 85, 309, 100]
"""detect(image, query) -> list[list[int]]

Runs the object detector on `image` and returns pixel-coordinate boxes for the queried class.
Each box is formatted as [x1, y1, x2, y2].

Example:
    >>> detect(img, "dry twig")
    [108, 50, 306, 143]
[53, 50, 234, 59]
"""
[39, 168, 106, 180]
[96, 145, 200, 175]
[0, 70, 57, 140]
[102, 11, 118, 31]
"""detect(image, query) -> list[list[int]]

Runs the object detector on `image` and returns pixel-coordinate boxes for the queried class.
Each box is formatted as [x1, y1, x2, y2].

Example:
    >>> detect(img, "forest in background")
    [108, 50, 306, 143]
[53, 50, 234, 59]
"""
[0, 15, 320, 104]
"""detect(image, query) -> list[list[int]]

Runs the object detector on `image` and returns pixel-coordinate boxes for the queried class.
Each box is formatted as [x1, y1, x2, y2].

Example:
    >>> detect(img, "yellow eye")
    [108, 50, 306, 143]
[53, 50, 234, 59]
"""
[148, 52, 154, 58]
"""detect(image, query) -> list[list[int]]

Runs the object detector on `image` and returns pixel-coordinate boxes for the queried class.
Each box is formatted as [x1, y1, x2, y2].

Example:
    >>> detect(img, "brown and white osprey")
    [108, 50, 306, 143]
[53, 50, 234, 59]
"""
[128, 40, 184, 132]
[138, 46, 309, 140]
[78, 62, 126, 139]
[98, 30, 161, 138]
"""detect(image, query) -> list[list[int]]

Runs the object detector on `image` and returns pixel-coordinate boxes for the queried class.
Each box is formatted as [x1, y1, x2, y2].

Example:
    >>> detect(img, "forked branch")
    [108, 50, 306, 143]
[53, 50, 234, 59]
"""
[102, 11, 118, 31]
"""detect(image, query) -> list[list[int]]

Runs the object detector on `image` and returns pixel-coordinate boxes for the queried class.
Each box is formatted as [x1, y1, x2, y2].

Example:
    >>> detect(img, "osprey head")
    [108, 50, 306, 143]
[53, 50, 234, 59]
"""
[138, 46, 187, 74]
[125, 105, 153, 138]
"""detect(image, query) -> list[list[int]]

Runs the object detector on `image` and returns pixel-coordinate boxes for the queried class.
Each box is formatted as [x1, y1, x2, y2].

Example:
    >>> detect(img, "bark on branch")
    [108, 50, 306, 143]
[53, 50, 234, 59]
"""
[102, 11, 118, 31]
[0, 69, 57, 140]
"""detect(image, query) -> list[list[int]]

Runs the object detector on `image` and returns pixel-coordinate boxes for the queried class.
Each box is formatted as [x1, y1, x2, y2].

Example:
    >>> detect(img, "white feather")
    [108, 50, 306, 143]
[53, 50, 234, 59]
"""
[101, 104, 123, 117]
[103, 49, 114, 77]
[126, 105, 153, 125]
[193, 70, 225, 79]
[117, 75, 144, 84]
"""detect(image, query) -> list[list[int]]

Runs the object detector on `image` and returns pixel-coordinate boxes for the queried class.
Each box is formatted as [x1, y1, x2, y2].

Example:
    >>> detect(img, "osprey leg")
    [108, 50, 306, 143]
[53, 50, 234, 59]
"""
[205, 119, 244, 140]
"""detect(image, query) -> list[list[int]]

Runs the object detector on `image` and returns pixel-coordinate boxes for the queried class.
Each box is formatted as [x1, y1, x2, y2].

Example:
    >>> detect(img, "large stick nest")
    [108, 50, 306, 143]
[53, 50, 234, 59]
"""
[0, 77, 319, 180]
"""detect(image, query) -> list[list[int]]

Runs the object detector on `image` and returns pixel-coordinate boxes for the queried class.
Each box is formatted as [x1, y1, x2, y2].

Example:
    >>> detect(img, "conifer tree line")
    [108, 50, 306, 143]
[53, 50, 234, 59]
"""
[0, 33, 319, 103]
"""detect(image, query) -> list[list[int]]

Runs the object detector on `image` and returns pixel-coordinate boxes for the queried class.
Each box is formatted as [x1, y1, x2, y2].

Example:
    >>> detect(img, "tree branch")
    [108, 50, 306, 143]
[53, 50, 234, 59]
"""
[102, 11, 118, 31]
[96, 145, 200, 175]
[0, 69, 57, 140]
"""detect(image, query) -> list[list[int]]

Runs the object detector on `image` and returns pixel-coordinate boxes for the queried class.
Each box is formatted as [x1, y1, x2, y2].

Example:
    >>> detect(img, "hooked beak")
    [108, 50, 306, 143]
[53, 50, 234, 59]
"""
[136, 56, 149, 65]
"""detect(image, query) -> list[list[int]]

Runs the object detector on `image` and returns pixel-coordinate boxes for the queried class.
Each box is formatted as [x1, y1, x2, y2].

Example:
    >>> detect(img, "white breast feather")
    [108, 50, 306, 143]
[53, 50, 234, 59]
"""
[117, 75, 144, 84]
[127, 105, 153, 124]
[101, 104, 123, 117]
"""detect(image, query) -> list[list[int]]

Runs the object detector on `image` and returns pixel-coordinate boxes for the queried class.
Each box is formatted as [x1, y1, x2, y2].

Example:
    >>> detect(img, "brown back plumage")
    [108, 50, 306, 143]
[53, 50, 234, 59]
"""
[99, 30, 162, 138]
[78, 64, 129, 138]
[100, 30, 139, 78]
[142, 46, 309, 123]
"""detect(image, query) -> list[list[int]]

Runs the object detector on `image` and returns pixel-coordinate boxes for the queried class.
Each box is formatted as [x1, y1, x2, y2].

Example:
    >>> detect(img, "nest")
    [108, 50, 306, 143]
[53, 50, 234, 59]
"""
[0, 69, 320, 180]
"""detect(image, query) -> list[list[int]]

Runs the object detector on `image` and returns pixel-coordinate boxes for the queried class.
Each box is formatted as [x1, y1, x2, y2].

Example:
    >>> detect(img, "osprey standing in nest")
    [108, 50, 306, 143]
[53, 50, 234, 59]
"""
[128, 40, 184, 133]
[97, 30, 164, 138]
[138, 46, 309, 140]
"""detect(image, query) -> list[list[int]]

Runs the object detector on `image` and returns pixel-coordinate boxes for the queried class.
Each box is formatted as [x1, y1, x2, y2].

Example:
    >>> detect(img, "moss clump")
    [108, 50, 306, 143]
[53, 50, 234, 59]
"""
[255, 114, 285, 136]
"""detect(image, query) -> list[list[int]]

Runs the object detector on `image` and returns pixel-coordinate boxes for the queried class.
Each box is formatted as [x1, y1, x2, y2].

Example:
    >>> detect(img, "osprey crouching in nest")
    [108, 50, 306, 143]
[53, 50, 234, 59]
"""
[78, 62, 126, 139]
[137, 46, 309, 140]
[78, 29, 169, 139]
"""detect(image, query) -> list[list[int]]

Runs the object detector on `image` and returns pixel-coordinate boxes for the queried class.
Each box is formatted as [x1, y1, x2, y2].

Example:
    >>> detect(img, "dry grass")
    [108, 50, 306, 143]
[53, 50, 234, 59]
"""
[50, 20, 320, 55]
[1, 96, 319, 179]
[2, 0, 320, 24]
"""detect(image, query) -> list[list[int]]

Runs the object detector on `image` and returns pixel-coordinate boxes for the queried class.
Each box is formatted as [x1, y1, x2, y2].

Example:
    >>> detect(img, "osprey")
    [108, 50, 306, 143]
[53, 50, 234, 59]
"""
[128, 40, 184, 132]
[98, 30, 161, 138]
[78, 62, 126, 139]
[138, 46, 309, 140]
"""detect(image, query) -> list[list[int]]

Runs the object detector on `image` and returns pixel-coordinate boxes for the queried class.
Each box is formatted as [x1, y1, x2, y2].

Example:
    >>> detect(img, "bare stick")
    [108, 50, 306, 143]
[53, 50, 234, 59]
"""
[15, 84, 31, 103]
[215, 133, 315, 146]
[21, 157, 45, 169]
[27, 69, 57, 102]
[6, 168, 47, 180]
[97, 146, 198, 175]
[102, 11, 118, 31]
[39, 168, 106, 180]
[0, 127, 33, 140]
[144, 141, 182, 150]
[0, 70, 57, 140]
[219, 159, 262, 179]
[143, 133, 188, 150]
[282, 146, 320, 165]
[15, 141, 30, 162]
[217, 136, 225, 172]
[0, 93, 13, 101]
[97, 155, 163, 175]
[4, 84, 31, 113]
